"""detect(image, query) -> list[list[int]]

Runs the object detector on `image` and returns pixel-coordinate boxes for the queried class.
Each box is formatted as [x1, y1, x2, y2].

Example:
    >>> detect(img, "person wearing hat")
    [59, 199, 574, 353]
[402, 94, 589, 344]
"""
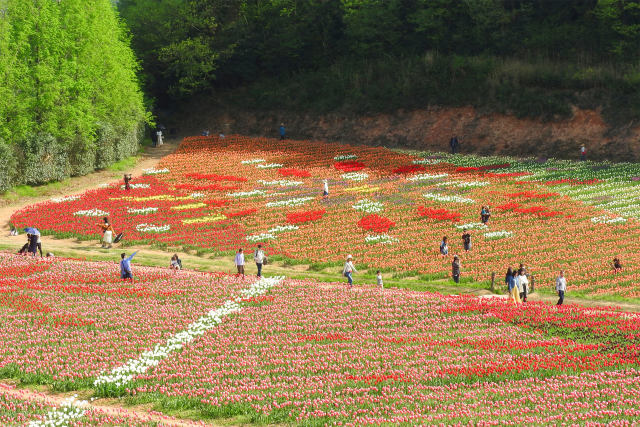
[342, 254, 358, 287]
[451, 255, 461, 283]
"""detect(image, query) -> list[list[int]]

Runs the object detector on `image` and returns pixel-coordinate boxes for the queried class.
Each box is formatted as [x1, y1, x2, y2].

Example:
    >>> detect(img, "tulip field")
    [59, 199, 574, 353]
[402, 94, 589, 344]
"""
[2, 254, 640, 424]
[11, 135, 640, 298]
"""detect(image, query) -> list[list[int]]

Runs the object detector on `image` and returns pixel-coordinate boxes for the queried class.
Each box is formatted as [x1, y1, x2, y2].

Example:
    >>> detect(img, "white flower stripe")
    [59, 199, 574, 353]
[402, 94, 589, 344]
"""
[352, 199, 384, 213]
[227, 190, 266, 198]
[241, 158, 265, 164]
[142, 168, 169, 175]
[334, 154, 357, 161]
[455, 222, 488, 230]
[256, 163, 283, 169]
[28, 396, 88, 427]
[74, 208, 109, 217]
[266, 197, 314, 207]
[424, 193, 475, 204]
[341, 172, 369, 181]
[94, 277, 284, 388]
[258, 179, 303, 187]
[136, 223, 170, 233]
[408, 173, 449, 181]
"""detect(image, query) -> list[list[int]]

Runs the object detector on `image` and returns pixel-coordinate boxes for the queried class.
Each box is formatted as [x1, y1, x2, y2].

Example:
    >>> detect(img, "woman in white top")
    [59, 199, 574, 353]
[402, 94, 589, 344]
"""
[343, 254, 357, 288]
[235, 248, 245, 277]
[517, 268, 529, 302]
[323, 179, 329, 198]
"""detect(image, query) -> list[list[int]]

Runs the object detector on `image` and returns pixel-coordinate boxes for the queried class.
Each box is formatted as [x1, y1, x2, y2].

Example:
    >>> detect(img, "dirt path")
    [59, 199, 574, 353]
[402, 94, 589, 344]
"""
[0, 381, 213, 426]
[0, 138, 179, 230]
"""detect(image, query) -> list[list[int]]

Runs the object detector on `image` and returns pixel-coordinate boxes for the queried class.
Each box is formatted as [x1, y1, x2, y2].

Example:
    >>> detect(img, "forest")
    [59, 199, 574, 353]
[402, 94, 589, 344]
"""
[1, 0, 640, 190]
[0, 0, 146, 191]
[119, 0, 640, 123]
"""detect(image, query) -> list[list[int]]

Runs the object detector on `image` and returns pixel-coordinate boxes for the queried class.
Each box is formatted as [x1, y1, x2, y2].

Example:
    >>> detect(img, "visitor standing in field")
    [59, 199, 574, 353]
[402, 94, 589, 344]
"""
[120, 251, 138, 280]
[440, 236, 449, 257]
[156, 129, 163, 146]
[254, 244, 265, 277]
[279, 123, 286, 140]
[449, 135, 459, 154]
[518, 268, 529, 302]
[123, 174, 132, 191]
[451, 255, 461, 283]
[481, 206, 491, 224]
[235, 248, 245, 277]
[343, 255, 357, 287]
[462, 229, 471, 252]
[507, 268, 521, 304]
[323, 179, 329, 198]
[556, 270, 567, 306]
[376, 270, 383, 289]
[580, 145, 586, 161]
[97, 217, 114, 248]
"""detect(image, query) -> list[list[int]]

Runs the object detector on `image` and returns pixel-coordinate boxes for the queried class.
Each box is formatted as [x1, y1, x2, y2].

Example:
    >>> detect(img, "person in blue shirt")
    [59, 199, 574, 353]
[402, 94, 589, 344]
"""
[279, 123, 286, 140]
[120, 251, 138, 280]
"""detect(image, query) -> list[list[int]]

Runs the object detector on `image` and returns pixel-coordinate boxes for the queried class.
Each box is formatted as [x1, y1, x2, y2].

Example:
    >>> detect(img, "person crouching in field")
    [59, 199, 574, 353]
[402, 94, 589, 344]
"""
[169, 254, 182, 271]
[613, 257, 622, 273]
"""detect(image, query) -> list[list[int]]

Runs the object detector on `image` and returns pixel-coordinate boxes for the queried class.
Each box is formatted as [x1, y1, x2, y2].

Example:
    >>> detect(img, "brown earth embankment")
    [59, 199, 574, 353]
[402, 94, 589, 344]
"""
[174, 106, 640, 161]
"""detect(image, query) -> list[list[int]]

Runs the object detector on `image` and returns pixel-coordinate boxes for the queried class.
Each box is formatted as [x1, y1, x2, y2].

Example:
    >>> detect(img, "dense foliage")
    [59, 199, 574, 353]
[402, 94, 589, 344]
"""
[119, 0, 640, 121]
[0, 0, 147, 191]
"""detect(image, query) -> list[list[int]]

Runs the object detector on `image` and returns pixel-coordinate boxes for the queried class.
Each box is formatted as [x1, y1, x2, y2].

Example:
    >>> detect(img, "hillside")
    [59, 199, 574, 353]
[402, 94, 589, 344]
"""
[171, 104, 640, 162]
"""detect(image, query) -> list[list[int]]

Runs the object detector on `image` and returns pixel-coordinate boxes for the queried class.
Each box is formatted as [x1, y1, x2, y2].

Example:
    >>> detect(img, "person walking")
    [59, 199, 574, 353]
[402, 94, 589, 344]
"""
[462, 229, 472, 252]
[449, 135, 459, 154]
[518, 268, 529, 302]
[97, 217, 115, 249]
[323, 179, 329, 198]
[235, 248, 245, 277]
[343, 254, 357, 287]
[156, 129, 164, 146]
[440, 236, 449, 257]
[580, 145, 586, 161]
[120, 251, 138, 280]
[254, 244, 266, 277]
[279, 123, 286, 140]
[556, 270, 567, 306]
[507, 268, 521, 305]
[451, 255, 461, 283]
[376, 270, 383, 289]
